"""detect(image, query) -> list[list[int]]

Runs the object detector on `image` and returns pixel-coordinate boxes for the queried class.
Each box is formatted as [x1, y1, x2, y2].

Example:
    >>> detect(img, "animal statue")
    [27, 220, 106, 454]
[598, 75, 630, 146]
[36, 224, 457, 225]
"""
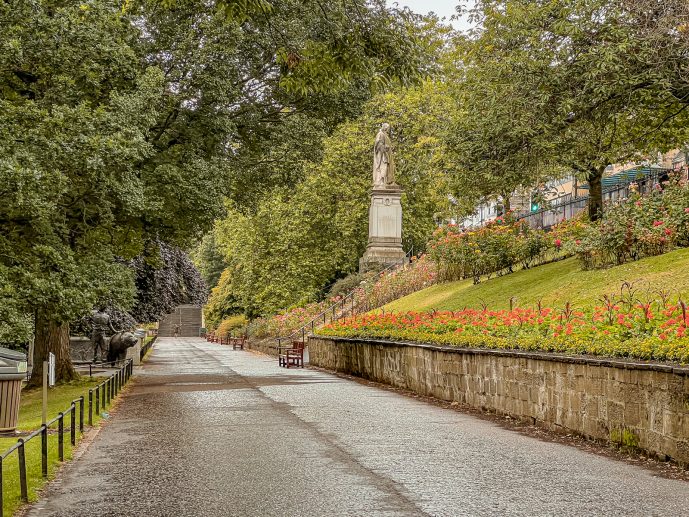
[107, 331, 139, 362]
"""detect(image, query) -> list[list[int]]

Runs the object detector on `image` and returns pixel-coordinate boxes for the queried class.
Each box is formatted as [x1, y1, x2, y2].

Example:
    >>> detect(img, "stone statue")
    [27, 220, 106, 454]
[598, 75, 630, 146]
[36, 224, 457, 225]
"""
[107, 331, 139, 363]
[91, 306, 116, 362]
[373, 123, 396, 187]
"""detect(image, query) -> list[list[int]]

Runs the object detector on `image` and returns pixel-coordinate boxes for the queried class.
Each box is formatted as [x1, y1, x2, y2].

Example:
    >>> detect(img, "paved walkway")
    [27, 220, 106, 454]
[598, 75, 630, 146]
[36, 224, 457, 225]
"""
[28, 338, 689, 516]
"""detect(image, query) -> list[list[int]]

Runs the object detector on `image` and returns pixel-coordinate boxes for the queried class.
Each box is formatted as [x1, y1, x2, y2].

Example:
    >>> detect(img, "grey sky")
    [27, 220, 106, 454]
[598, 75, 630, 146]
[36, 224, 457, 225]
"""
[390, 1, 475, 31]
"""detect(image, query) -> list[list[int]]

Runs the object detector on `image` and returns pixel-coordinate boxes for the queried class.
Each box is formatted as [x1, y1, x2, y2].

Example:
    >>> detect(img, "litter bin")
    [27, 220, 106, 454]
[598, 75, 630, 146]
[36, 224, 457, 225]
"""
[0, 348, 28, 432]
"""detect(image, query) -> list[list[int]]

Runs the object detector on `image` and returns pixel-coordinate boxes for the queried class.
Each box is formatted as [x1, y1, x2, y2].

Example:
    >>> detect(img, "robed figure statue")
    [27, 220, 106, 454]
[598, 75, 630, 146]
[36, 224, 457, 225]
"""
[373, 123, 396, 187]
[91, 307, 116, 362]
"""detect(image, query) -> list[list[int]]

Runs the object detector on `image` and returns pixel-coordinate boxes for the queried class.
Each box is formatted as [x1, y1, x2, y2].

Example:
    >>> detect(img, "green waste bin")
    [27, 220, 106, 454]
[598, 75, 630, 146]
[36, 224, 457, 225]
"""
[0, 348, 27, 432]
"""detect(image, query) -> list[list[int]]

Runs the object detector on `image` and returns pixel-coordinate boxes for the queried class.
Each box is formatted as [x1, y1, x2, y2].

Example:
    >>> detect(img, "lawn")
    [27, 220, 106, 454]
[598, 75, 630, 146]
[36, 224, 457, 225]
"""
[384, 247, 689, 313]
[0, 376, 117, 516]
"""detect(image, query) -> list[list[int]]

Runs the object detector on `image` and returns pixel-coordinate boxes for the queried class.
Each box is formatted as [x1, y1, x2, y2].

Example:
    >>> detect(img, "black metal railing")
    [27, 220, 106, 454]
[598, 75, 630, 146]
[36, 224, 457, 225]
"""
[0, 359, 133, 516]
[517, 170, 669, 229]
[276, 250, 414, 347]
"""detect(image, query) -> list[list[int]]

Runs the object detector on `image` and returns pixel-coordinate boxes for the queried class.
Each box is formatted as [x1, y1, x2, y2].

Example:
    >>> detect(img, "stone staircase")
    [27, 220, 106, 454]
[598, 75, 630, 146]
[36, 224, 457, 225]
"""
[158, 305, 203, 337]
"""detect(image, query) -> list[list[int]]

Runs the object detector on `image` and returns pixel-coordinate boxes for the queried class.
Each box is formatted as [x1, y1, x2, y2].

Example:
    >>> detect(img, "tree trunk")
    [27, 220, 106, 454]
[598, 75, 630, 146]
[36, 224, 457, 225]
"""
[501, 193, 511, 214]
[28, 312, 77, 388]
[587, 167, 604, 221]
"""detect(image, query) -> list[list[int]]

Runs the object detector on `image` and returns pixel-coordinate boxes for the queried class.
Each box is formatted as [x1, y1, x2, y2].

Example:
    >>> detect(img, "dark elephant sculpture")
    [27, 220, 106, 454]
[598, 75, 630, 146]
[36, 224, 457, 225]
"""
[107, 331, 139, 362]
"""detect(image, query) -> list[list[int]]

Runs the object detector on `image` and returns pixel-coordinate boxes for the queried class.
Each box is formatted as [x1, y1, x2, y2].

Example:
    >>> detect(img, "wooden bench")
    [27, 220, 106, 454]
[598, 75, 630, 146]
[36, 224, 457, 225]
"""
[230, 337, 245, 350]
[278, 341, 305, 368]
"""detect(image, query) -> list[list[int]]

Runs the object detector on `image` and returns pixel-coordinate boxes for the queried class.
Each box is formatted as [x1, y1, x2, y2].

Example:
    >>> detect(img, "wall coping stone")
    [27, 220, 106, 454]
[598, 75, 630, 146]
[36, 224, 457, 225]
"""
[311, 335, 689, 376]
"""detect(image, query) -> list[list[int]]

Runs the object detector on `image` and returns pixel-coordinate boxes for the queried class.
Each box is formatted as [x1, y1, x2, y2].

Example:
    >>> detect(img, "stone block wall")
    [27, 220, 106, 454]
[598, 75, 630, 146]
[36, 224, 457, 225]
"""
[245, 338, 278, 356]
[309, 336, 689, 465]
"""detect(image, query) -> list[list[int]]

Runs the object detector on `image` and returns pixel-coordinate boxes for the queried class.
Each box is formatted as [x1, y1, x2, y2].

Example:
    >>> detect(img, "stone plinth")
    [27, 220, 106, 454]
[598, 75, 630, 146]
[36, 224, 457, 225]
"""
[126, 339, 141, 366]
[360, 187, 408, 270]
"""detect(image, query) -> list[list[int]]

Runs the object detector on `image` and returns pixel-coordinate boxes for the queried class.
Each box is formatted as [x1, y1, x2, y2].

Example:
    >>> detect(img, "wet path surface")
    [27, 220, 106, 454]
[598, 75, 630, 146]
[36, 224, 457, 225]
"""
[28, 338, 689, 516]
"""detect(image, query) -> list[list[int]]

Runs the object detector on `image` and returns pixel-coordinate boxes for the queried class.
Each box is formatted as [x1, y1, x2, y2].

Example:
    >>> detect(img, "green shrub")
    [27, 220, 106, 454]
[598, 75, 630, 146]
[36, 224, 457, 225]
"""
[216, 314, 248, 337]
[204, 269, 241, 330]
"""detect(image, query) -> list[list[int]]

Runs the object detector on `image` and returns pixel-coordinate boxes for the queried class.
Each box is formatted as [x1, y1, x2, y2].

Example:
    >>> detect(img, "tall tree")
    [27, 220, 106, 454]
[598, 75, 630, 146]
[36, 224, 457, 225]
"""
[214, 81, 455, 316]
[1, 0, 424, 383]
[466, 0, 689, 220]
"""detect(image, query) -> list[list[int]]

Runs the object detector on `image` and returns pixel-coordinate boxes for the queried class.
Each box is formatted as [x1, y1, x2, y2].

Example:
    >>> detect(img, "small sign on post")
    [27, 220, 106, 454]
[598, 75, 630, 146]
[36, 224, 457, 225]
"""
[47, 352, 55, 387]
[42, 352, 56, 426]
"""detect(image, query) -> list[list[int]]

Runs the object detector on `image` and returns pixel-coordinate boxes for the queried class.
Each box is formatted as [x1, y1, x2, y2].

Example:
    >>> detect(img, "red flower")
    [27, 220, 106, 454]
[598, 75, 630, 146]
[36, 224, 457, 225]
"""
[684, 208, 689, 214]
[664, 228, 672, 236]
[554, 239, 562, 248]
[653, 220, 664, 227]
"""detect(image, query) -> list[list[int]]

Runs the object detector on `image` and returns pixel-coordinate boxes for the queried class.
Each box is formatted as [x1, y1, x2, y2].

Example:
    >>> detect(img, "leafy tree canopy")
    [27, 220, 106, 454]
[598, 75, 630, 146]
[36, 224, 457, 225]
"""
[461, 0, 689, 219]
[212, 80, 455, 316]
[0, 0, 426, 381]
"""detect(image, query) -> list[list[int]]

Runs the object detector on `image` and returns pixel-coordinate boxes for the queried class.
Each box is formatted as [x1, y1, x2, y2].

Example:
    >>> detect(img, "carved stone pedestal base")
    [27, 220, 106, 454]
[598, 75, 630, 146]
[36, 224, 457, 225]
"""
[359, 187, 408, 271]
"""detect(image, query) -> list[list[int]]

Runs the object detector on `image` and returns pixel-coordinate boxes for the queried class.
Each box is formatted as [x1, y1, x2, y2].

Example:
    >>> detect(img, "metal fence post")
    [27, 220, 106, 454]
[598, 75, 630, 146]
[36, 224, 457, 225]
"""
[17, 439, 27, 502]
[58, 413, 64, 461]
[88, 390, 93, 426]
[41, 425, 48, 478]
[79, 396, 84, 433]
[0, 455, 4, 517]
[70, 404, 76, 446]
[95, 386, 100, 417]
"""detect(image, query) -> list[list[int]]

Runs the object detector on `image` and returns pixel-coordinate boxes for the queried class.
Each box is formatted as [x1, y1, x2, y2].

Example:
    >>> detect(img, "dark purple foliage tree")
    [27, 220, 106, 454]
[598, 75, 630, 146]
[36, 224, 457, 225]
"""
[73, 242, 207, 334]
[130, 242, 208, 324]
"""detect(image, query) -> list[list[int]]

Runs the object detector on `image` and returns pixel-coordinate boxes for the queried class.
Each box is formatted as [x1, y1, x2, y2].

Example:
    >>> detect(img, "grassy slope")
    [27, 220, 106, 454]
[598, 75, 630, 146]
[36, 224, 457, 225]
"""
[0, 377, 105, 516]
[385, 247, 689, 313]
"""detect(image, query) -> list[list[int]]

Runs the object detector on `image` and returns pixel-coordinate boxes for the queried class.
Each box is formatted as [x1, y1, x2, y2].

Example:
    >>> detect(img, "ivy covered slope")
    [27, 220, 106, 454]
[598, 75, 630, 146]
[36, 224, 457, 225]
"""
[384, 249, 689, 313]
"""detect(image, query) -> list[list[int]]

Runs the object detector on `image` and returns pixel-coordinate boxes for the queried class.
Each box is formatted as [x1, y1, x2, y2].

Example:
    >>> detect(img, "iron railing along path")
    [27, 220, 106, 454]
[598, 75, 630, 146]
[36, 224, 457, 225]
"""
[276, 249, 414, 348]
[516, 169, 669, 230]
[0, 359, 133, 517]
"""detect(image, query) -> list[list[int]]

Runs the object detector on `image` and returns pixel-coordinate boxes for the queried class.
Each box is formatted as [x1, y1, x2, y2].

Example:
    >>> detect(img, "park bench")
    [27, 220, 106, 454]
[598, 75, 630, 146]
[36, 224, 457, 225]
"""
[230, 337, 245, 350]
[278, 340, 305, 368]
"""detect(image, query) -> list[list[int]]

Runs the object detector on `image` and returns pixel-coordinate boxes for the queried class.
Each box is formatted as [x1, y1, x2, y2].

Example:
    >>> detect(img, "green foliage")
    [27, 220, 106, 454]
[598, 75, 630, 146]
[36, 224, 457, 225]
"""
[191, 232, 227, 290]
[428, 216, 557, 284]
[327, 271, 377, 300]
[0, 0, 425, 359]
[455, 0, 689, 219]
[204, 269, 242, 330]
[0, 0, 156, 338]
[213, 81, 455, 316]
[574, 179, 689, 269]
[216, 314, 248, 337]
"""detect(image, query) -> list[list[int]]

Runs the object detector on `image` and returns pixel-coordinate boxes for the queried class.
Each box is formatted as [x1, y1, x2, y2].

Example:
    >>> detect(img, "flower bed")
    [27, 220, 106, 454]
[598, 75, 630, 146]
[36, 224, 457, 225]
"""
[248, 299, 338, 338]
[565, 178, 689, 269]
[428, 215, 557, 283]
[320, 300, 689, 363]
[353, 255, 438, 310]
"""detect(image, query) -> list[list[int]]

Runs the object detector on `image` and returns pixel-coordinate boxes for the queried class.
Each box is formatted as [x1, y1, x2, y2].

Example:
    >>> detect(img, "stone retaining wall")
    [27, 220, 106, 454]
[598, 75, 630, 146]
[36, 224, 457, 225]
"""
[245, 338, 278, 356]
[309, 336, 689, 465]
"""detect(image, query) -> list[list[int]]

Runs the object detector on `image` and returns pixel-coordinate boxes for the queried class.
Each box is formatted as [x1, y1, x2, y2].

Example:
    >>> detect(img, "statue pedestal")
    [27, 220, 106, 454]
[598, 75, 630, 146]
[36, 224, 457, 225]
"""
[359, 186, 408, 271]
